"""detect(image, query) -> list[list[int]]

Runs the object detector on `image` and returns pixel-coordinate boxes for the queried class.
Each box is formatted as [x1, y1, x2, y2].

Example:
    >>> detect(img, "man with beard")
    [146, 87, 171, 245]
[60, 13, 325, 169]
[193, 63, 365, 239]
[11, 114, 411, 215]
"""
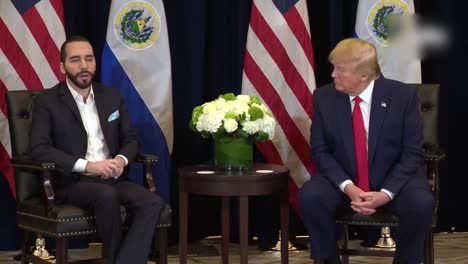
[29, 36, 165, 264]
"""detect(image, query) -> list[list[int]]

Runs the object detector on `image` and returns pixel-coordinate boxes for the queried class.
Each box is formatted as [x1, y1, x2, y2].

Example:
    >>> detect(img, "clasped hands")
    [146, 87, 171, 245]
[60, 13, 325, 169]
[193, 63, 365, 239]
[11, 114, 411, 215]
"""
[85, 156, 126, 179]
[344, 184, 391, 215]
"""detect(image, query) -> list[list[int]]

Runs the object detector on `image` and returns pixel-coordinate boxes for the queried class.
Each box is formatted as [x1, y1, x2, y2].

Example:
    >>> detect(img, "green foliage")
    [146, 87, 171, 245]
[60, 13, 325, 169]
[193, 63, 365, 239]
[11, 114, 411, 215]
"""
[249, 95, 261, 105]
[225, 112, 237, 119]
[248, 106, 264, 121]
[191, 105, 204, 126]
[219, 93, 237, 101]
[255, 131, 269, 141]
[212, 126, 227, 141]
[234, 129, 250, 140]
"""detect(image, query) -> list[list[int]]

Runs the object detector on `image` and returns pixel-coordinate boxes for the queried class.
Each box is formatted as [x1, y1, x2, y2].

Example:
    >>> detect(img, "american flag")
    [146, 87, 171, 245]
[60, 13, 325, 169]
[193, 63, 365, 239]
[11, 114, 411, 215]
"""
[0, 0, 65, 198]
[242, 0, 317, 213]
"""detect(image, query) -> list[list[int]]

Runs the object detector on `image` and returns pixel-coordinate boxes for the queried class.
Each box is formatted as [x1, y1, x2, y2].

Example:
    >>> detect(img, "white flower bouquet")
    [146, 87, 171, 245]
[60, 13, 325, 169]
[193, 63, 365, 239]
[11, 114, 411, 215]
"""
[190, 93, 276, 143]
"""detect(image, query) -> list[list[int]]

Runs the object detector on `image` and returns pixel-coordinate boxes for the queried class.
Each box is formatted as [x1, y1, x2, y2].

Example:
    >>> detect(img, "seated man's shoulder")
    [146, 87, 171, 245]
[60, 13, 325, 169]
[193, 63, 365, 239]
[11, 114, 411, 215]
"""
[315, 83, 337, 97]
[35, 83, 62, 102]
[94, 83, 122, 97]
[381, 78, 413, 94]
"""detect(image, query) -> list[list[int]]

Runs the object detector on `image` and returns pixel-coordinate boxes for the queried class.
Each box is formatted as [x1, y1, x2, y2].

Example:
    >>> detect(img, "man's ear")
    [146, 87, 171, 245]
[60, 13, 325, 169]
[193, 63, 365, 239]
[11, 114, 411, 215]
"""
[361, 74, 369, 82]
[59, 62, 65, 75]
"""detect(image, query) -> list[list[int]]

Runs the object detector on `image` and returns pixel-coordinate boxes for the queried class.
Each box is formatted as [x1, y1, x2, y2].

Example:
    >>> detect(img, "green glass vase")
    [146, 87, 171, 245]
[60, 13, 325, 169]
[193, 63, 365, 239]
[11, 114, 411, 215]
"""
[214, 137, 253, 170]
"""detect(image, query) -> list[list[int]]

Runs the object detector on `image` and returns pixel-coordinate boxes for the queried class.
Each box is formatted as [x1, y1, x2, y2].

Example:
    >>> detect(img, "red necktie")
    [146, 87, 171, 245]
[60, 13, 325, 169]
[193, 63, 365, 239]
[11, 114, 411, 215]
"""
[352, 96, 370, 192]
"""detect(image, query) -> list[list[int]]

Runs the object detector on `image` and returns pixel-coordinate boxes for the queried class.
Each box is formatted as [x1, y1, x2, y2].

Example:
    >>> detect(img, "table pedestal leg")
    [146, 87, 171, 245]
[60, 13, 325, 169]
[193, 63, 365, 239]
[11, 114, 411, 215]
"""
[222, 197, 230, 264]
[239, 196, 249, 264]
[179, 191, 188, 264]
[280, 190, 289, 264]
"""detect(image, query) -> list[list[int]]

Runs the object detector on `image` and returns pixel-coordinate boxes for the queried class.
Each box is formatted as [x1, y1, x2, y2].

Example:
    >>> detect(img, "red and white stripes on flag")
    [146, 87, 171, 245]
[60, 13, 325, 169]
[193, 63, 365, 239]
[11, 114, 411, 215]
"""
[0, 0, 65, 198]
[242, 0, 316, 213]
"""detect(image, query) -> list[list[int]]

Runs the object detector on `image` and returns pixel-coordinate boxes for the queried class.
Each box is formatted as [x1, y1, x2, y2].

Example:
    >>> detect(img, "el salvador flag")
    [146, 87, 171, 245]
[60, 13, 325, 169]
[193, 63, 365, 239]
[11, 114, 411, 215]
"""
[101, 0, 173, 201]
[355, 0, 421, 83]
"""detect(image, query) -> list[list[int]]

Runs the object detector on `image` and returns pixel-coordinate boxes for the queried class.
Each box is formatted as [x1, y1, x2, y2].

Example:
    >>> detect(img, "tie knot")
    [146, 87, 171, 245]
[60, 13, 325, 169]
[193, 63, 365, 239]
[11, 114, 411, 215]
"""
[354, 96, 363, 104]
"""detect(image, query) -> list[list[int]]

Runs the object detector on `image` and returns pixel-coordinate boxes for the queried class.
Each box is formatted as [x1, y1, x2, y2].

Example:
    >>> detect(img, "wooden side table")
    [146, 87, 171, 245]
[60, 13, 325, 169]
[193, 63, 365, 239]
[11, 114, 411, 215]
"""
[178, 164, 289, 264]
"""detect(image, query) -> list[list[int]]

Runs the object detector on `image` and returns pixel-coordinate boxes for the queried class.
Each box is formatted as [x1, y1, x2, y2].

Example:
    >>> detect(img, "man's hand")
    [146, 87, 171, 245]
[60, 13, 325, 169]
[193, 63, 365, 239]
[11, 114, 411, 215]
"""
[350, 191, 391, 215]
[85, 159, 123, 179]
[344, 184, 365, 202]
[344, 184, 374, 214]
[112, 156, 126, 178]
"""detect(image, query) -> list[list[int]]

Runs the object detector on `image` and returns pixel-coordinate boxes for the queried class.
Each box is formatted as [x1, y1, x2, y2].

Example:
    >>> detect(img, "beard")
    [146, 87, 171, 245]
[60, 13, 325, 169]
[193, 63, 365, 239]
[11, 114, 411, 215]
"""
[65, 69, 95, 89]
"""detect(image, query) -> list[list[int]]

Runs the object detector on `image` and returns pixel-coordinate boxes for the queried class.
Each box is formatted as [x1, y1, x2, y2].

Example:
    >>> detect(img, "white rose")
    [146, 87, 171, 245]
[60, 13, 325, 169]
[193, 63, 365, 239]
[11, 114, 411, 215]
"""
[223, 118, 238, 133]
[203, 102, 217, 113]
[236, 95, 251, 104]
[214, 98, 227, 110]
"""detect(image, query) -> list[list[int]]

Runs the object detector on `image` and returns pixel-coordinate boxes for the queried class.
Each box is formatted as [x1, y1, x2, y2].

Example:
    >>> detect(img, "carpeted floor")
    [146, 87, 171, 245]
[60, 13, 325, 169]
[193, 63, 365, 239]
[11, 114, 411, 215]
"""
[1, 232, 467, 263]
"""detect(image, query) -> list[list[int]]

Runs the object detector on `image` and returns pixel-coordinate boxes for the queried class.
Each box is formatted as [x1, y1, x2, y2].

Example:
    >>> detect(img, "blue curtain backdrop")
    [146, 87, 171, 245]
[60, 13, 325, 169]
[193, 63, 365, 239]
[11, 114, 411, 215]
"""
[1, 0, 465, 250]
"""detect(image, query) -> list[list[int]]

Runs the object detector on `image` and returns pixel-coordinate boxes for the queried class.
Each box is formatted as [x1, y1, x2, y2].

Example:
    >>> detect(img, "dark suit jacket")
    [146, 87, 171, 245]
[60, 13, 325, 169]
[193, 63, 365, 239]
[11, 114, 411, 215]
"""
[30, 81, 139, 178]
[310, 77, 424, 196]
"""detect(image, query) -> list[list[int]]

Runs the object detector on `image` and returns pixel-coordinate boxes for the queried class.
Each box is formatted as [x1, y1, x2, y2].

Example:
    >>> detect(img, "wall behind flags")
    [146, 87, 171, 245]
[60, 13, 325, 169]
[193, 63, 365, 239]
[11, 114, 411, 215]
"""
[1, 0, 466, 250]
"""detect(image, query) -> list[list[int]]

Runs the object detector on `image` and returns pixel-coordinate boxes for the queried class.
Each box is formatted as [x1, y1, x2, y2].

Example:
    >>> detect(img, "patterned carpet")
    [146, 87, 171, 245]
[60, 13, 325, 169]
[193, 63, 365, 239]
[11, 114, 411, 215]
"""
[1, 232, 467, 263]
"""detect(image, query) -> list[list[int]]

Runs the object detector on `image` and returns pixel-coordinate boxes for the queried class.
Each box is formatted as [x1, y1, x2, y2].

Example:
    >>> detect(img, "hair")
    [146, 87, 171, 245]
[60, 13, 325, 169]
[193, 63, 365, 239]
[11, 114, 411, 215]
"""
[60, 35, 92, 62]
[328, 38, 381, 80]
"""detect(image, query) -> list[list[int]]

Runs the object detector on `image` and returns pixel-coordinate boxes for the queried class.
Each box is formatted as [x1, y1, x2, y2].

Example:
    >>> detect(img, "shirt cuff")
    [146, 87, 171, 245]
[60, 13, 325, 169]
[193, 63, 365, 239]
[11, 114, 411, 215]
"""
[116, 154, 128, 166]
[339, 180, 354, 192]
[72, 158, 88, 172]
[381, 189, 394, 200]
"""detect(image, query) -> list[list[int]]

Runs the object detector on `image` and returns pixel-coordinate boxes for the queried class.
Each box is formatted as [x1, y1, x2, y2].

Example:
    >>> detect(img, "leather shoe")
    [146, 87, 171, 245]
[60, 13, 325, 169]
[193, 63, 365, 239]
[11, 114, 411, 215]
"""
[315, 255, 342, 264]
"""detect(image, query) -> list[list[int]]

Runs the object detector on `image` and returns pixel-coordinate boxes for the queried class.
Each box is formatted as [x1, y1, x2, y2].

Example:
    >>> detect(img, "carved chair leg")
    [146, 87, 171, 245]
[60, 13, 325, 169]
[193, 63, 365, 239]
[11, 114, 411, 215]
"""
[56, 237, 68, 264]
[157, 228, 168, 264]
[341, 224, 350, 264]
[20, 231, 34, 264]
[424, 230, 434, 264]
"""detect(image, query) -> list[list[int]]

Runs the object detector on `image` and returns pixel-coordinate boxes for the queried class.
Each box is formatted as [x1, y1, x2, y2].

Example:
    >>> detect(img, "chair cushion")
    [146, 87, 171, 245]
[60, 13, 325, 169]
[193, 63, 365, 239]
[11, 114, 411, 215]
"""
[17, 199, 172, 237]
[335, 211, 400, 227]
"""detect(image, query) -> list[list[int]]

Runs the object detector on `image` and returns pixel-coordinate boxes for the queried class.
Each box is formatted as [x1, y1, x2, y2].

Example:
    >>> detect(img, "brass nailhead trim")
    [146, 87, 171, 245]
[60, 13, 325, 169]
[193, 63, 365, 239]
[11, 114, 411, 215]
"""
[336, 220, 399, 226]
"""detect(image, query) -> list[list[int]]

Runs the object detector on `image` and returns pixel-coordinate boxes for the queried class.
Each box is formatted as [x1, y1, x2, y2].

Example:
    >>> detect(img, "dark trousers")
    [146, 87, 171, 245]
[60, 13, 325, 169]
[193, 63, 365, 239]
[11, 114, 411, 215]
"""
[299, 174, 434, 264]
[58, 176, 164, 264]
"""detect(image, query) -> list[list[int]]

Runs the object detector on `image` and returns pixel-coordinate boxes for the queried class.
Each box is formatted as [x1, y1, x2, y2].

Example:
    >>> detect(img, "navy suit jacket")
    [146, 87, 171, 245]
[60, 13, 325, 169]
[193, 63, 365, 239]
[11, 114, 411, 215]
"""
[30, 81, 139, 178]
[310, 77, 424, 196]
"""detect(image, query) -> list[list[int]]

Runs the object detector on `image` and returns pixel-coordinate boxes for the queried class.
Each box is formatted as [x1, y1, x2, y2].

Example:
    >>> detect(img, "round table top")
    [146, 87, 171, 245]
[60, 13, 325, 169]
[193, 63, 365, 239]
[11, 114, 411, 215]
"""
[178, 164, 289, 196]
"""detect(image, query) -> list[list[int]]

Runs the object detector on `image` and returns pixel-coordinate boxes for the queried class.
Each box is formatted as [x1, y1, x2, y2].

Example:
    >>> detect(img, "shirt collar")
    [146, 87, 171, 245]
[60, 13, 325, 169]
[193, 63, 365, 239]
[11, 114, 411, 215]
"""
[66, 79, 94, 102]
[349, 80, 374, 104]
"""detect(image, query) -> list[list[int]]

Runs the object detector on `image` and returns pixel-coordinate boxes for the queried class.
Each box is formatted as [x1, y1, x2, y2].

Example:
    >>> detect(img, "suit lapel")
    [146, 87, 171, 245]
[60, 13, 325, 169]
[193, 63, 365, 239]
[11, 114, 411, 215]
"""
[92, 84, 109, 140]
[336, 91, 356, 176]
[58, 83, 84, 127]
[368, 79, 390, 166]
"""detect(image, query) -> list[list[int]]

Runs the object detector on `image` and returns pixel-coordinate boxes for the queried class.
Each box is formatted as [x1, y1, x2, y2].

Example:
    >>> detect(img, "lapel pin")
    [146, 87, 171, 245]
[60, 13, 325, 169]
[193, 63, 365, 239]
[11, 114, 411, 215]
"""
[381, 102, 387, 107]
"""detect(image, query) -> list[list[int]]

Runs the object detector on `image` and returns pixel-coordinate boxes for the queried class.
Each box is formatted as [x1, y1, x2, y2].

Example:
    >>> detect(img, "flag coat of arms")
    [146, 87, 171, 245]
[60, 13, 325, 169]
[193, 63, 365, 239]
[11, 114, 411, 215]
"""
[101, 0, 173, 201]
[242, 0, 317, 212]
[0, 0, 66, 198]
[355, 0, 421, 83]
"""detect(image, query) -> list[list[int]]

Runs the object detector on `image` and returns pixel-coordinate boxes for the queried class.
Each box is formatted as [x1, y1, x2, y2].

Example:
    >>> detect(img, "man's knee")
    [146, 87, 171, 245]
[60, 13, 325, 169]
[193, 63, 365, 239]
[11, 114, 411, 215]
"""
[398, 191, 434, 222]
[299, 179, 332, 211]
[414, 193, 435, 219]
[299, 181, 321, 207]
[95, 186, 119, 207]
[138, 191, 164, 216]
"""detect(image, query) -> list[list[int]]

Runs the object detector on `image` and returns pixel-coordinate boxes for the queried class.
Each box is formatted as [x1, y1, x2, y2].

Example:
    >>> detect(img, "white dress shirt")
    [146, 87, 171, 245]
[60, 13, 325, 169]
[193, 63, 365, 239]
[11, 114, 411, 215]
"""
[66, 80, 127, 172]
[338, 80, 394, 199]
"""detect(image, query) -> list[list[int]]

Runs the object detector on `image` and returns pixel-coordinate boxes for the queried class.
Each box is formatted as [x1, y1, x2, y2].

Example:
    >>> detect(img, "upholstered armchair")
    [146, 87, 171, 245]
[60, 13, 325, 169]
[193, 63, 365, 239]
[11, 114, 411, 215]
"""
[335, 84, 445, 264]
[6, 90, 172, 264]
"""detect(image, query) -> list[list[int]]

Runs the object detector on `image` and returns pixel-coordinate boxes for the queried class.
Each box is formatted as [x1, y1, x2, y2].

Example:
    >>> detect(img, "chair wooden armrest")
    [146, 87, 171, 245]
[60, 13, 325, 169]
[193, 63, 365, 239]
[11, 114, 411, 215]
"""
[137, 154, 159, 193]
[12, 157, 56, 215]
[424, 147, 446, 196]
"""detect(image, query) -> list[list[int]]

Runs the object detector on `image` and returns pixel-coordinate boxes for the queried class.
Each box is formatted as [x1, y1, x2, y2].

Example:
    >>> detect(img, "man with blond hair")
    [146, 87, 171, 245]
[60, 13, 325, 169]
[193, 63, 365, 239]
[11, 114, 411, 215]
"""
[299, 38, 433, 264]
